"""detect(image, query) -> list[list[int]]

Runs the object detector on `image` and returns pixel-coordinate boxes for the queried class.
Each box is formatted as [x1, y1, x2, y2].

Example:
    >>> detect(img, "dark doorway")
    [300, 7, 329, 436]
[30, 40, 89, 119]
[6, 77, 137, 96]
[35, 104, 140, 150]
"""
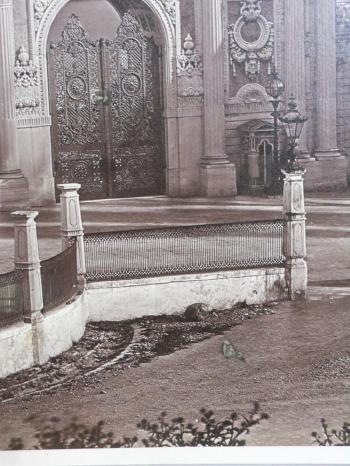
[48, 4, 165, 200]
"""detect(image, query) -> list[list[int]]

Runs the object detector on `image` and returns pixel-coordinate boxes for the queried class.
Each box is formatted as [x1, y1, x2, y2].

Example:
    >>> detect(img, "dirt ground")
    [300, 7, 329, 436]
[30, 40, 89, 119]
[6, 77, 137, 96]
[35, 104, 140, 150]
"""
[0, 192, 349, 447]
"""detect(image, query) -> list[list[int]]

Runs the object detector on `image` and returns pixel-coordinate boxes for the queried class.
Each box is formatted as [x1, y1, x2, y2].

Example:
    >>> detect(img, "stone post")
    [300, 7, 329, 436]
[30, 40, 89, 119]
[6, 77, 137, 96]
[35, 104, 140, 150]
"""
[284, 0, 309, 156]
[314, 0, 342, 158]
[57, 184, 86, 286]
[0, 0, 29, 210]
[282, 170, 307, 300]
[200, 0, 237, 197]
[11, 210, 46, 364]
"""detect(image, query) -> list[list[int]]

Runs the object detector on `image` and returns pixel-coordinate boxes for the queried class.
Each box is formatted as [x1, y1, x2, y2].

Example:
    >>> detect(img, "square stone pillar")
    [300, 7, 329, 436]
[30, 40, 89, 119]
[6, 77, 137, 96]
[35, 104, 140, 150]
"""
[282, 170, 307, 300]
[11, 210, 46, 364]
[57, 183, 86, 286]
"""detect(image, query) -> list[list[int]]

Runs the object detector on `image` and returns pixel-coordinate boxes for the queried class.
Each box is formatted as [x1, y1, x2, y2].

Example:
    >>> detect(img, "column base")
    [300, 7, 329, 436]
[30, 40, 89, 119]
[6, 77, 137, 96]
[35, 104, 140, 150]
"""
[314, 149, 343, 159]
[200, 163, 237, 197]
[0, 174, 29, 211]
[285, 258, 307, 300]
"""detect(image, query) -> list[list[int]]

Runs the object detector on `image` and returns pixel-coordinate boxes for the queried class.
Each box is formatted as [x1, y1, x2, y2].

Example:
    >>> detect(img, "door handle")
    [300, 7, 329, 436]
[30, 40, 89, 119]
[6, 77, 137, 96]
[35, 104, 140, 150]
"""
[91, 88, 111, 105]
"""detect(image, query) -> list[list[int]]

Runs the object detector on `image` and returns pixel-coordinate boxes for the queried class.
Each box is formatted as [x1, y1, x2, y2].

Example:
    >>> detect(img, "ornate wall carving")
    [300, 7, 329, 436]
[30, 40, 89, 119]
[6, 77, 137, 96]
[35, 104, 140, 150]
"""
[226, 82, 270, 114]
[177, 33, 203, 98]
[14, 46, 40, 117]
[228, 0, 274, 81]
[30, 0, 177, 126]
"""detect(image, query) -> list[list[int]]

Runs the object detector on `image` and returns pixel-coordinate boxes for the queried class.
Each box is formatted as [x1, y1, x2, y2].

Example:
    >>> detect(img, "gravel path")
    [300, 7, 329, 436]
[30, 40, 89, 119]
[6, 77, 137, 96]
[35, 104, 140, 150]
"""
[0, 193, 349, 448]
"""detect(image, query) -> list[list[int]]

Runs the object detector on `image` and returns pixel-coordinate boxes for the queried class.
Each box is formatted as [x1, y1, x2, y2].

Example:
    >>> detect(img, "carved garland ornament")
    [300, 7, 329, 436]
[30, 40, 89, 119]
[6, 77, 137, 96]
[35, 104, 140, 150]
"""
[14, 46, 40, 117]
[177, 33, 203, 97]
[228, 0, 274, 80]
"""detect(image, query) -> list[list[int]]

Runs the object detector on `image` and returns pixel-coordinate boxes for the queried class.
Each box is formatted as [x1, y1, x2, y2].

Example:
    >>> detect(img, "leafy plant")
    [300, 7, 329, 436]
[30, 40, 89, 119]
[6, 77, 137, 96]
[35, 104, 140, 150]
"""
[312, 418, 350, 446]
[138, 402, 269, 447]
[8, 403, 269, 449]
[8, 416, 137, 450]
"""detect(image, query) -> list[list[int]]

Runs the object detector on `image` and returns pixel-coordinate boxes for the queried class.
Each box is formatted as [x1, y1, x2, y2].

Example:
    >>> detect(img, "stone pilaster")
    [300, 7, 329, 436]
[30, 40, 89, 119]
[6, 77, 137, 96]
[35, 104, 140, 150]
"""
[12, 210, 46, 364]
[200, 0, 236, 197]
[0, 0, 29, 210]
[57, 184, 86, 286]
[284, 0, 309, 156]
[314, 0, 342, 158]
[282, 170, 307, 300]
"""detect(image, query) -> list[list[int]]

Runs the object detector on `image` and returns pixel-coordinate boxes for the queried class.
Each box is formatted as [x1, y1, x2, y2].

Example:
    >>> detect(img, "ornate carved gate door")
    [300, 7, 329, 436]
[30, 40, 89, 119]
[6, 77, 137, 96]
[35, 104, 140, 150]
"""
[49, 13, 164, 200]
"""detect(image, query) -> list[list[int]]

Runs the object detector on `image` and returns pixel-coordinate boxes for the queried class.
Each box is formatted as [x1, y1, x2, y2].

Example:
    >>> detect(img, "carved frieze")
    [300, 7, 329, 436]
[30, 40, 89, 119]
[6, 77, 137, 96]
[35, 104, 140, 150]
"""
[14, 46, 40, 117]
[228, 0, 274, 81]
[177, 33, 203, 98]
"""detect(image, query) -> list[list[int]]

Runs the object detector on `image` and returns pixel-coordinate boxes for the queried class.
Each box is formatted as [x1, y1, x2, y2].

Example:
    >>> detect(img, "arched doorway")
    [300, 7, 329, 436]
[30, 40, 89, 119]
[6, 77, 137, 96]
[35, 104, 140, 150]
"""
[47, 0, 165, 200]
[238, 120, 275, 194]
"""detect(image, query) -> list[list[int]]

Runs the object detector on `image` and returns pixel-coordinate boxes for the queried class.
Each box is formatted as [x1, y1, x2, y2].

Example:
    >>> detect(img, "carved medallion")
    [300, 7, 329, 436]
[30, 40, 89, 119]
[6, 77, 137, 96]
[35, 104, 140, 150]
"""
[228, 0, 274, 81]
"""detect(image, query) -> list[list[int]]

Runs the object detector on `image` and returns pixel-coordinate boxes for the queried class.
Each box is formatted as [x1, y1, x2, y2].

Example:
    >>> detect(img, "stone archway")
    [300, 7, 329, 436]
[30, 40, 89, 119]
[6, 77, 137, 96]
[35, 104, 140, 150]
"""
[34, 0, 178, 199]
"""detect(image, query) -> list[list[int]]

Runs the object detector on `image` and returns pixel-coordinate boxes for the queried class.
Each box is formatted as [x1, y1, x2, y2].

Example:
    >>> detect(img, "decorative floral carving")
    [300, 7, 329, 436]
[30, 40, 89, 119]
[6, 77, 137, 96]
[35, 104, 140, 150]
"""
[14, 46, 40, 116]
[177, 34, 203, 76]
[177, 33, 203, 98]
[228, 0, 274, 80]
[34, 0, 52, 32]
[160, 0, 176, 24]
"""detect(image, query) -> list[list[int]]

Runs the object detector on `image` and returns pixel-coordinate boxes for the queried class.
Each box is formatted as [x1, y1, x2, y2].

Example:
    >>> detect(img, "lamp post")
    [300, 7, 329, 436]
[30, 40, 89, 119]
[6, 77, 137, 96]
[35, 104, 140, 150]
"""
[279, 95, 308, 172]
[265, 66, 285, 195]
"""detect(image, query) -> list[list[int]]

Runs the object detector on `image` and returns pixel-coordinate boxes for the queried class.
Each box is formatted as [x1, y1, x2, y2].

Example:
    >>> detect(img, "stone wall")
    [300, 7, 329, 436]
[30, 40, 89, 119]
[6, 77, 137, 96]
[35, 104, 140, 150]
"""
[336, 0, 350, 182]
[0, 294, 86, 379]
[85, 268, 287, 322]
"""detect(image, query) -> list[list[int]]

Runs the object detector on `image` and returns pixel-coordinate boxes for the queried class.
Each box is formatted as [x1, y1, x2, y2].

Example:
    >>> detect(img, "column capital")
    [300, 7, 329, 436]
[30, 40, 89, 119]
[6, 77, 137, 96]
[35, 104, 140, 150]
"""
[11, 210, 39, 222]
[57, 183, 81, 193]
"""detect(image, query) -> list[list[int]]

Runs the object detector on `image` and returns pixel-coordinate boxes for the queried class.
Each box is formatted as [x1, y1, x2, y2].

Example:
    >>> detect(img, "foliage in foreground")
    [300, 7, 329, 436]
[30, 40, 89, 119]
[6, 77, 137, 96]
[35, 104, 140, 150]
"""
[312, 418, 350, 446]
[8, 402, 269, 449]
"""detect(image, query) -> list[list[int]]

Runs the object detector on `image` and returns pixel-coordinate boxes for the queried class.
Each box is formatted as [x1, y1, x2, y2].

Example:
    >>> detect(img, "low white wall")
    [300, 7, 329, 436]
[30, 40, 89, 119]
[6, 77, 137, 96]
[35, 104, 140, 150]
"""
[85, 268, 287, 322]
[0, 293, 87, 379]
[41, 293, 88, 361]
[0, 268, 287, 379]
[0, 322, 34, 378]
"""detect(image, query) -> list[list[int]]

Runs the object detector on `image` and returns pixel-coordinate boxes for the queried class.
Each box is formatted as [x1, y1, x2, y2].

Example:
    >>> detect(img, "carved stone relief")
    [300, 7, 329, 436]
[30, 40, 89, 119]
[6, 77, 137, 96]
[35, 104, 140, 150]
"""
[14, 46, 40, 117]
[160, 0, 176, 24]
[177, 33, 203, 98]
[228, 0, 274, 81]
[226, 83, 270, 114]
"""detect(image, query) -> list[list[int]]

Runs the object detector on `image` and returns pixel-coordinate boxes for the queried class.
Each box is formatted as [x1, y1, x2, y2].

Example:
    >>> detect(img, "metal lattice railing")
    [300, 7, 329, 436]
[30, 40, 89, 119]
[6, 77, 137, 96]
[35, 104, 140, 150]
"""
[41, 240, 78, 312]
[0, 270, 24, 328]
[84, 220, 286, 282]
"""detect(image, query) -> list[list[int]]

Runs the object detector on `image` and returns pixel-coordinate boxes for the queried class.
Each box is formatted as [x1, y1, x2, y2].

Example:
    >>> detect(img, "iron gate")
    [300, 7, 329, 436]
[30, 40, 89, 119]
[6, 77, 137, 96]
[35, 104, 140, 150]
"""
[49, 12, 165, 200]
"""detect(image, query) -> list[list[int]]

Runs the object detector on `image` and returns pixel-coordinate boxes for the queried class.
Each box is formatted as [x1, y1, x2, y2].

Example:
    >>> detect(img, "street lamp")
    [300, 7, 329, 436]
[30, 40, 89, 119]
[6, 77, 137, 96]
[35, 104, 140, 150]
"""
[279, 95, 308, 172]
[265, 66, 285, 195]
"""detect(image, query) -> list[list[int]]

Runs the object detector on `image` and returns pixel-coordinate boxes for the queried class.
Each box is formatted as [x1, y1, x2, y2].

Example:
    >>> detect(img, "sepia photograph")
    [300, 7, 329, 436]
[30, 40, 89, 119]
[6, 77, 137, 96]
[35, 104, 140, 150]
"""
[0, 0, 349, 464]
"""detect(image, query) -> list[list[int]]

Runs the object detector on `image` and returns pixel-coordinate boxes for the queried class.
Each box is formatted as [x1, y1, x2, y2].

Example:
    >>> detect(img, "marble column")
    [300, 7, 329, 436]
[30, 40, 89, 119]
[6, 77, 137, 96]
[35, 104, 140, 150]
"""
[284, 0, 309, 156]
[200, 0, 237, 197]
[314, 0, 341, 158]
[0, 0, 29, 211]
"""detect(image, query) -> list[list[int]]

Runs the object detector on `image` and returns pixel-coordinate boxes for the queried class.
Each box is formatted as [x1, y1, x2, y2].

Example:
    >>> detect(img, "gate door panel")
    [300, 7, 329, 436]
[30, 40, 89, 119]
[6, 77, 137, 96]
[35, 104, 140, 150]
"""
[49, 14, 107, 200]
[49, 12, 165, 200]
[107, 13, 165, 198]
